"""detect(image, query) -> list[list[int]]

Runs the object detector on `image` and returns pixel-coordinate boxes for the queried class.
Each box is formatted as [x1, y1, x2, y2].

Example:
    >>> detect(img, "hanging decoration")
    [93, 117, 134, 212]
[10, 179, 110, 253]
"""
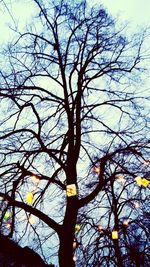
[26, 192, 33, 204]
[73, 255, 77, 262]
[31, 175, 40, 183]
[75, 224, 80, 232]
[143, 160, 149, 166]
[98, 224, 103, 231]
[93, 166, 100, 174]
[66, 184, 77, 197]
[141, 178, 149, 187]
[134, 202, 140, 208]
[135, 176, 143, 186]
[4, 211, 11, 221]
[123, 219, 129, 226]
[116, 175, 125, 183]
[73, 240, 77, 250]
[29, 215, 35, 225]
[6, 223, 11, 229]
[112, 230, 118, 239]
[135, 176, 149, 187]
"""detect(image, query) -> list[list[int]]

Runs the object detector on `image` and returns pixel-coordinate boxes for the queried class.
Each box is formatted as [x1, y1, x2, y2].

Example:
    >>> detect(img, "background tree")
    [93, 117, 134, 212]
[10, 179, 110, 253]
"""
[0, 0, 149, 266]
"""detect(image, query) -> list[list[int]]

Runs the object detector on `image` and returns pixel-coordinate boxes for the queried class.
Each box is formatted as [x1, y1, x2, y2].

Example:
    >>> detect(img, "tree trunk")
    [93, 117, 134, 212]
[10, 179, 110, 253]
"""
[59, 196, 78, 267]
[59, 234, 75, 267]
[113, 239, 123, 267]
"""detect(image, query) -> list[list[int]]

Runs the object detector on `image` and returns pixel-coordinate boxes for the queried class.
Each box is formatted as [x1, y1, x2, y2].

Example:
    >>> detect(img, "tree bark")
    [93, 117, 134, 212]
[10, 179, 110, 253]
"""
[59, 196, 78, 267]
[113, 239, 123, 267]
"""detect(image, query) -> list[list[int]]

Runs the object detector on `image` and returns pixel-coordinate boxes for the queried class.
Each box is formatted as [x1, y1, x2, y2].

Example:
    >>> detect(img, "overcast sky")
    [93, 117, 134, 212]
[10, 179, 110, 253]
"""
[92, 0, 150, 27]
[0, 0, 150, 44]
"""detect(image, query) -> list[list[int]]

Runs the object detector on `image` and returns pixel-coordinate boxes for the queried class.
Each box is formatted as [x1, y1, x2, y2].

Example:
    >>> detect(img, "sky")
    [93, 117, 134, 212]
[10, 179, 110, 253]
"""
[0, 0, 150, 90]
[0, 0, 150, 44]
[92, 0, 150, 27]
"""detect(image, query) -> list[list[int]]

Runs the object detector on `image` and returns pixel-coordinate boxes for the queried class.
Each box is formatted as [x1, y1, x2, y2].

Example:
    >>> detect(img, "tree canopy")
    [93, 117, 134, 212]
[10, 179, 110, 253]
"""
[0, 0, 149, 266]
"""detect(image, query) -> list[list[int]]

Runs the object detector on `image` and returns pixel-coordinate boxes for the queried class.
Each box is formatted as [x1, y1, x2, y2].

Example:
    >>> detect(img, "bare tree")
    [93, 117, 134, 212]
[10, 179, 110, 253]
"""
[76, 153, 150, 266]
[0, 0, 149, 266]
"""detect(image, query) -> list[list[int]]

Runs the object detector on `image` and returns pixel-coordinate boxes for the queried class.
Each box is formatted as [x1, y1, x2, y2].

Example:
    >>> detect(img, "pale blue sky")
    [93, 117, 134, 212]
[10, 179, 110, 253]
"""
[91, 0, 150, 27]
[0, 0, 150, 44]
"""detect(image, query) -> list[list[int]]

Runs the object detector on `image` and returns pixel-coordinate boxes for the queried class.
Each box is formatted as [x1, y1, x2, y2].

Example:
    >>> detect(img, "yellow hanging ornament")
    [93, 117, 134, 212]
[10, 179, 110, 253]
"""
[73, 241, 77, 249]
[26, 192, 33, 204]
[66, 184, 77, 197]
[141, 178, 149, 187]
[135, 176, 143, 186]
[4, 211, 11, 221]
[135, 176, 149, 187]
[75, 224, 80, 232]
[112, 230, 118, 239]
